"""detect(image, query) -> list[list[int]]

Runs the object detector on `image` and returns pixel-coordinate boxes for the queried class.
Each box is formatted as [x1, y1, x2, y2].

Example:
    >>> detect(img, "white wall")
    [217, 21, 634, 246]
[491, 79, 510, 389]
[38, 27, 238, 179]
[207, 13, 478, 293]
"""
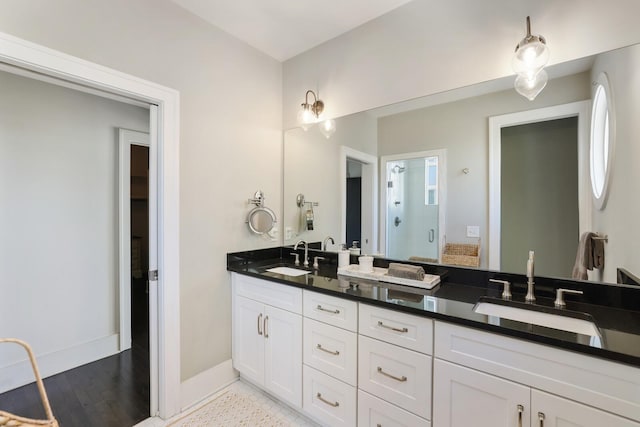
[590, 44, 640, 283]
[283, 0, 640, 129]
[283, 112, 377, 248]
[0, 0, 282, 382]
[378, 72, 591, 268]
[0, 70, 149, 391]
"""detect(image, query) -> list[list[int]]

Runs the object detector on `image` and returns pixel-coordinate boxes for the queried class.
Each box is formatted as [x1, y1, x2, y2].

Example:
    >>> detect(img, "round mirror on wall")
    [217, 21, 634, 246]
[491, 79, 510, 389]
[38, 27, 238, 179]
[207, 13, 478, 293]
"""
[590, 72, 615, 210]
[246, 206, 277, 234]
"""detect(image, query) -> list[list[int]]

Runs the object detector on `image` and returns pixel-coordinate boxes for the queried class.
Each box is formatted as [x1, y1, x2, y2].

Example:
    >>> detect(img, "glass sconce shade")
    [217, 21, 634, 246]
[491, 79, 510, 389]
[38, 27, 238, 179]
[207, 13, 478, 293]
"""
[297, 107, 316, 131]
[319, 119, 336, 138]
[514, 68, 548, 101]
[512, 39, 549, 76]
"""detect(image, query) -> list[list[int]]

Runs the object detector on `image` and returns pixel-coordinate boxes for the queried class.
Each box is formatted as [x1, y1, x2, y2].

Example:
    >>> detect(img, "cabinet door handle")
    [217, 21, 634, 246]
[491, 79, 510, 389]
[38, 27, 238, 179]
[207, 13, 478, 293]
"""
[538, 412, 545, 427]
[377, 366, 407, 382]
[377, 321, 408, 333]
[316, 304, 340, 314]
[316, 392, 339, 407]
[257, 313, 263, 336]
[316, 344, 340, 356]
[517, 404, 524, 427]
[264, 315, 269, 338]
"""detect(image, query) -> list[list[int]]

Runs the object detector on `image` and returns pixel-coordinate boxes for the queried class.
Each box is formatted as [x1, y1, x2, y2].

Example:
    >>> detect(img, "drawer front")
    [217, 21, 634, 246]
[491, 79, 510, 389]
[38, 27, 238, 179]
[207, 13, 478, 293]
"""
[303, 365, 357, 427]
[358, 335, 432, 420]
[303, 290, 358, 331]
[359, 303, 433, 354]
[232, 273, 302, 314]
[304, 318, 358, 386]
[434, 321, 640, 423]
[358, 390, 431, 427]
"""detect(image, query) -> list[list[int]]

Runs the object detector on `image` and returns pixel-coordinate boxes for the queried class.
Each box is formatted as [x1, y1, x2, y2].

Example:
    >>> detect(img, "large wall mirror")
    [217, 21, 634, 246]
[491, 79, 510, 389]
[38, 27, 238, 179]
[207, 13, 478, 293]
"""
[283, 43, 640, 285]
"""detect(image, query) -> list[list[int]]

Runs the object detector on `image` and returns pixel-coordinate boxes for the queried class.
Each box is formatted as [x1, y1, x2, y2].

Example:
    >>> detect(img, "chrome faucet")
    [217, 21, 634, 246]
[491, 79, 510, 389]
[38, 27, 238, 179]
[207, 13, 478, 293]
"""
[322, 236, 335, 251]
[294, 240, 309, 267]
[525, 251, 536, 303]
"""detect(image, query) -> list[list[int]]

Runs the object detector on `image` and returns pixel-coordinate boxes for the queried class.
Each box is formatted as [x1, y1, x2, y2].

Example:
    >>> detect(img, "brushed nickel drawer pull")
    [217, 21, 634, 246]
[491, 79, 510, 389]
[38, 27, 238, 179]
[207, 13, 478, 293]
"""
[264, 315, 269, 338]
[257, 313, 263, 336]
[316, 344, 340, 356]
[317, 392, 339, 407]
[517, 404, 524, 427]
[538, 412, 545, 427]
[377, 366, 407, 382]
[316, 304, 340, 314]
[377, 321, 408, 333]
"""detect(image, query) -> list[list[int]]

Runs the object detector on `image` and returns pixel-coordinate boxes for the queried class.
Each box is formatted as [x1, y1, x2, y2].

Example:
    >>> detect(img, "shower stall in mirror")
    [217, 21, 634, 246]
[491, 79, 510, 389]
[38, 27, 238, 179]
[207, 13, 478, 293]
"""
[382, 150, 446, 262]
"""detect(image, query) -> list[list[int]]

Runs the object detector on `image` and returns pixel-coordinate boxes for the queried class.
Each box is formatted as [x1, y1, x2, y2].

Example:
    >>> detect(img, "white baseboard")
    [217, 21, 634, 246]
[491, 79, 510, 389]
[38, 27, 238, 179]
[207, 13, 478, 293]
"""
[0, 334, 120, 394]
[180, 359, 238, 411]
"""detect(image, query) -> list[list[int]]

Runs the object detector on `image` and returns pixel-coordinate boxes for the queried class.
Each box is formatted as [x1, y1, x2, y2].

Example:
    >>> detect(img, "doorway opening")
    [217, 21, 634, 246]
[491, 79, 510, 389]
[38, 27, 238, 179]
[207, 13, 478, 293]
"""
[346, 159, 362, 249]
[130, 143, 150, 370]
[380, 150, 447, 262]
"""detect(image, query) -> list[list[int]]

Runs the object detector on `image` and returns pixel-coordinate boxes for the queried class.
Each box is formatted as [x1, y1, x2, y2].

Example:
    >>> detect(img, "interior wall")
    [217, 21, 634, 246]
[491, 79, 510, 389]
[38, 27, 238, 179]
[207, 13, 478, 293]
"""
[283, 0, 640, 129]
[283, 112, 377, 248]
[0, 70, 149, 389]
[0, 0, 282, 382]
[590, 44, 640, 283]
[500, 118, 579, 278]
[378, 72, 591, 268]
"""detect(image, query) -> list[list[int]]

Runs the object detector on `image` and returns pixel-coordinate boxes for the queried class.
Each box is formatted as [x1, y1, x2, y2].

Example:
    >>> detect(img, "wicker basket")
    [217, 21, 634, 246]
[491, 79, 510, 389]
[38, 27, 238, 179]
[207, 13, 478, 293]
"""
[0, 339, 59, 427]
[442, 239, 481, 267]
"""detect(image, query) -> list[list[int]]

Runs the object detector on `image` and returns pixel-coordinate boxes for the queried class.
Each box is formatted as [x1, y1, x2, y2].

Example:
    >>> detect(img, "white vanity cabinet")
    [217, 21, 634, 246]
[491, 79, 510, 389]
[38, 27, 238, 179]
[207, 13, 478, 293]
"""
[231, 273, 303, 409]
[358, 304, 433, 426]
[433, 321, 640, 427]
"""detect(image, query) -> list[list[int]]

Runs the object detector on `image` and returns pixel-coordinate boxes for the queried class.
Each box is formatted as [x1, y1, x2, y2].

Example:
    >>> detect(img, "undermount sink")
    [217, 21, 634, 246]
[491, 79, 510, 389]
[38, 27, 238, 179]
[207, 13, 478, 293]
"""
[265, 266, 310, 277]
[473, 297, 602, 339]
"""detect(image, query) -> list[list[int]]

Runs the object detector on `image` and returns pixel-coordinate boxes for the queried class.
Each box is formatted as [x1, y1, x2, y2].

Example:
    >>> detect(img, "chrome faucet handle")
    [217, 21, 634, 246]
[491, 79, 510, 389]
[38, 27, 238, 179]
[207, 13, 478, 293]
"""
[289, 252, 300, 266]
[554, 288, 583, 308]
[313, 256, 326, 269]
[489, 279, 512, 300]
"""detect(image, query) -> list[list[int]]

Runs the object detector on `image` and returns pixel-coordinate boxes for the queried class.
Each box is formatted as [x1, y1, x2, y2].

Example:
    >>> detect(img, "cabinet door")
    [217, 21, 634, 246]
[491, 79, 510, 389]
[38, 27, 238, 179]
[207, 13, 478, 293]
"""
[433, 359, 531, 427]
[531, 390, 640, 427]
[264, 305, 302, 409]
[232, 295, 265, 387]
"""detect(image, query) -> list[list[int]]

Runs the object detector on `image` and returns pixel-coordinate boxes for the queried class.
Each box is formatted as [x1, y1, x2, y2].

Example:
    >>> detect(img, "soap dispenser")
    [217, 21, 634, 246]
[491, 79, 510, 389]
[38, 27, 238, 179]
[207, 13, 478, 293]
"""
[338, 243, 350, 268]
[349, 241, 361, 256]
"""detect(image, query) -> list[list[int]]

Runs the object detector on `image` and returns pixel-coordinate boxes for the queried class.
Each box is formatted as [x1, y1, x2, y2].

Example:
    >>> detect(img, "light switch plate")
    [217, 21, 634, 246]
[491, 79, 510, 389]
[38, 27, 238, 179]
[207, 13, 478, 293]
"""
[467, 225, 480, 238]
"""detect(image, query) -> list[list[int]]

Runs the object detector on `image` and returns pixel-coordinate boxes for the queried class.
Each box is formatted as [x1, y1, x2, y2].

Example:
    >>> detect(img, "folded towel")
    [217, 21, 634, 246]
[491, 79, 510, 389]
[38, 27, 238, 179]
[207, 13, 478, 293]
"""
[593, 237, 605, 269]
[388, 263, 425, 281]
[572, 232, 606, 279]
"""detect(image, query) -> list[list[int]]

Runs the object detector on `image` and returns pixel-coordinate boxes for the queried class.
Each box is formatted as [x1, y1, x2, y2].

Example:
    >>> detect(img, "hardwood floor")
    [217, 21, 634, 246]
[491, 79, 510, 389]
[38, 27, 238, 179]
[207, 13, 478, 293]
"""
[0, 280, 150, 426]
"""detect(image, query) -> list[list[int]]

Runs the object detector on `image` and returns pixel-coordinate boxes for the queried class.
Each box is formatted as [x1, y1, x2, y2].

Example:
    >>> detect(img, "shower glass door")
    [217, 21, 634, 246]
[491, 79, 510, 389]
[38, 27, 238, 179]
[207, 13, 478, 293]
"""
[384, 151, 444, 262]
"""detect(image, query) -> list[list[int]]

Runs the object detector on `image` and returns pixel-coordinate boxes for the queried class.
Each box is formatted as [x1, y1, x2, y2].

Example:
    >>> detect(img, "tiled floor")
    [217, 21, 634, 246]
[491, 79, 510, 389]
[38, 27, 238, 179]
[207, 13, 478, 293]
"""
[137, 380, 320, 427]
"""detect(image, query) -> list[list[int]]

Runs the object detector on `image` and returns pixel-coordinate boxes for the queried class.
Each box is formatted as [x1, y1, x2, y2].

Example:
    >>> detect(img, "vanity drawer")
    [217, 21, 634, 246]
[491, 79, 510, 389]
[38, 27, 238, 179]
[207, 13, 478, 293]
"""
[303, 318, 357, 386]
[358, 335, 432, 420]
[359, 303, 433, 354]
[232, 273, 302, 314]
[358, 390, 431, 427]
[303, 365, 356, 427]
[303, 290, 358, 331]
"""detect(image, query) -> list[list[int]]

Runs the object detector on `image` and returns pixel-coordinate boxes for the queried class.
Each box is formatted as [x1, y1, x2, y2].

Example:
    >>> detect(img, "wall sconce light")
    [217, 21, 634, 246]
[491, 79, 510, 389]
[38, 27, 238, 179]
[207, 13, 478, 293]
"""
[512, 16, 549, 101]
[297, 89, 337, 137]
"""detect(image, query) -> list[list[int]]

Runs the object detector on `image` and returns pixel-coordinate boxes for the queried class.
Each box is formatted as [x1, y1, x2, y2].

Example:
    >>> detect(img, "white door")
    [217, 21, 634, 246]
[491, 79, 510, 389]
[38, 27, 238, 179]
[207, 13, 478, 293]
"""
[264, 305, 302, 408]
[433, 359, 531, 427]
[233, 296, 265, 387]
[531, 390, 639, 427]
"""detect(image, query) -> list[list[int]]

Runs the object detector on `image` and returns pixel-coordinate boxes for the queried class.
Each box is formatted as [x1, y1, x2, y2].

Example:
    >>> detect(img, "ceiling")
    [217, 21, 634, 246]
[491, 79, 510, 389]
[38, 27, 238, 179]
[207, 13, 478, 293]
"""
[170, 0, 415, 61]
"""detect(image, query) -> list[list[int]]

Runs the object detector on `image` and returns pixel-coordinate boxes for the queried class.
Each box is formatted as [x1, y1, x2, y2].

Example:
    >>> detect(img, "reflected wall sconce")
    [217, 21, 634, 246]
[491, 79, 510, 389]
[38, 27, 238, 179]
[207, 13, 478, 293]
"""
[296, 89, 336, 138]
[512, 16, 549, 101]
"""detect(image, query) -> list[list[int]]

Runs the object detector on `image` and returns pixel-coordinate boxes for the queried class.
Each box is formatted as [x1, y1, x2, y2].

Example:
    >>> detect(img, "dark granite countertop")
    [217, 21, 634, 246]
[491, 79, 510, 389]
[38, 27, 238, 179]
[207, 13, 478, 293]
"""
[227, 247, 640, 368]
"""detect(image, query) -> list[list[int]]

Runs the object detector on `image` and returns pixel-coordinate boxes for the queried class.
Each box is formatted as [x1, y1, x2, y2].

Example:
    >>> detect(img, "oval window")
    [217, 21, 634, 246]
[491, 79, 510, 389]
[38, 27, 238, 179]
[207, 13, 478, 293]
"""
[589, 72, 615, 210]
